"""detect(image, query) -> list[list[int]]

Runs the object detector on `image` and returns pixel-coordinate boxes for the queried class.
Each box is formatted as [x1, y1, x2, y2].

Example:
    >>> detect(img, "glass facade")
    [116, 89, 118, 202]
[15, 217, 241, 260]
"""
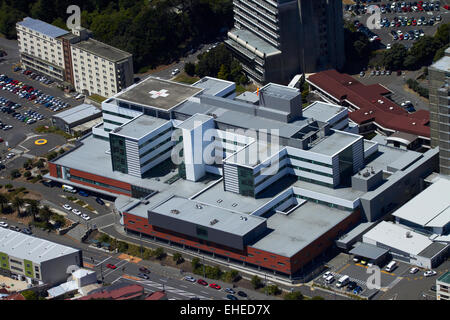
[109, 134, 128, 174]
[238, 166, 254, 197]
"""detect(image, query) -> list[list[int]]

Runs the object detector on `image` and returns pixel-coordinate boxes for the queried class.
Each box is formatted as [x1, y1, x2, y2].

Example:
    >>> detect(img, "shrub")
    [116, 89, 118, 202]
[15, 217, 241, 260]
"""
[21, 290, 38, 300]
[24, 171, 32, 178]
[251, 275, 262, 289]
[5, 184, 13, 189]
[10, 169, 21, 179]
[153, 247, 165, 260]
[266, 284, 281, 295]
[173, 252, 184, 264]
[191, 257, 201, 269]
[284, 291, 304, 300]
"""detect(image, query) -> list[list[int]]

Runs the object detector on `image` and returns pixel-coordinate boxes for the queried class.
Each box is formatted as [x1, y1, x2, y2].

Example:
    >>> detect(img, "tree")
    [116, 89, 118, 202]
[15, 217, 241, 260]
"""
[284, 291, 304, 300]
[0, 194, 8, 212]
[26, 200, 40, 221]
[10, 169, 21, 179]
[382, 43, 407, 70]
[12, 197, 25, 216]
[38, 206, 53, 222]
[184, 62, 196, 76]
[266, 284, 281, 295]
[24, 171, 32, 178]
[153, 247, 165, 260]
[172, 252, 184, 264]
[217, 64, 229, 80]
[251, 275, 262, 289]
[191, 257, 201, 269]
[21, 290, 38, 300]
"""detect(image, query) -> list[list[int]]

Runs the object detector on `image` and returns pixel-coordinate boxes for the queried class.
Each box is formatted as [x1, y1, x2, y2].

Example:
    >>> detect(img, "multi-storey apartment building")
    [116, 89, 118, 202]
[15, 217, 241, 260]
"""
[429, 47, 450, 175]
[437, 272, 450, 300]
[226, 0, 345, 84]
[16, 17, 133, 97]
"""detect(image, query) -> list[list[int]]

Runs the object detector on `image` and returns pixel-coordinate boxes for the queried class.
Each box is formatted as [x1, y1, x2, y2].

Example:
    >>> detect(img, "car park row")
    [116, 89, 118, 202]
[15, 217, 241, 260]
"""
[0, 73, 72, 113]
[345, 1, 443, 15]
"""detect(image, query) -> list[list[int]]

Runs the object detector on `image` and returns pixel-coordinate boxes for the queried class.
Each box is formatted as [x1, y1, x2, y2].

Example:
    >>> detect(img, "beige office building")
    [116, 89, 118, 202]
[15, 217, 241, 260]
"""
[16, 17, 133, 97]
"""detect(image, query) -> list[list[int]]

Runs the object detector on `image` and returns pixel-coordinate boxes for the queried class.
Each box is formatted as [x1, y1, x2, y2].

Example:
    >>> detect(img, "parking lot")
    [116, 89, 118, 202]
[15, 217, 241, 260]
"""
[345, 1, 450, 48]
[314, 252, 449, 299]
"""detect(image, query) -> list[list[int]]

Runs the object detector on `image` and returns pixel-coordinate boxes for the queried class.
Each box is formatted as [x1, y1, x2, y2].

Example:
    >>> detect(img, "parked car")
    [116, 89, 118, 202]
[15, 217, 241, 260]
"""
[237, 291, 247, 297]
[226, 294, 238, 300]
[106, 264, 116, 269]
[22, 228, 32, 235]
[139, 267, 150, 274]
[197, 279, 208, 286]
[63, 204, 72, 211]
[138, 273, 150, 280]
[347, 281, 357, 291]
[209, 283, 221, 290]
[410, 267, 419, 274]
[184, 276, 196, 282]
[95, 197, 105, 205]
[225, 288, 235, 294]
[78, 190, 89, 197]
[0, 221, 8, 228]
[81, 214, 90, 221]
[353, 286, 363, 294]
[72, 209, 82, 215]
[424, 270, 437, 277]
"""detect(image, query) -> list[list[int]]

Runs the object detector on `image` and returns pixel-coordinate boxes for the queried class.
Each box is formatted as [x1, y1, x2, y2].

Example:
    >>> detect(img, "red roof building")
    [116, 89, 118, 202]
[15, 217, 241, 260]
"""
[307, 70, 430, 141]
[145, 291, 167, 300]
[78, 284, 146, 300]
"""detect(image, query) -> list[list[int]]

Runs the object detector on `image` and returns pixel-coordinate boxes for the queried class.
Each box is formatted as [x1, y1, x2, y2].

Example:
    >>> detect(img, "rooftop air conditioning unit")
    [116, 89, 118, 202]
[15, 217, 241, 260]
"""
[406, 231, 412, 238]
[170, 209, 180, 214]
[195, 204, 203, 209]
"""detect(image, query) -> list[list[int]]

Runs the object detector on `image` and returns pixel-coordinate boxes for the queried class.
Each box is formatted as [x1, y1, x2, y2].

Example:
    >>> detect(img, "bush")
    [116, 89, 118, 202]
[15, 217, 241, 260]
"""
[153, 247, 166, 260]
[21, 290, 38, 300]
[99, 233, 111, 243]
[251, 275, 262, 289]
[117, 241, 129, 253]
[284, 291, 304, 300]
[222, 269, 240, 283]
[24, 171, 32, 178]
[191, 257, 201, 269]
[266, 284, 281, 295]
[5, 184, 13, 189]
[184, 62, 196, 76]
[173, 252, 184, 264]
[10, 169, 21, 179]
[36, 160, 45, 168]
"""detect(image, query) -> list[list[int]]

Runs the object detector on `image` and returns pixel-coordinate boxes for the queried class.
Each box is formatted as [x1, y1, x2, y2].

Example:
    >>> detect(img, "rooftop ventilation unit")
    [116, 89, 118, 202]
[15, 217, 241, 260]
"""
[113, 127, 122, 133]
[217, 199, 223, 203]
[406, 231, 412, 238]
[363, 171, 370, 177]
[170, 209, 180, 214]
[210, 219, 219, 225]
[232, 203, 238, 207]
[195, 204, 203, 209]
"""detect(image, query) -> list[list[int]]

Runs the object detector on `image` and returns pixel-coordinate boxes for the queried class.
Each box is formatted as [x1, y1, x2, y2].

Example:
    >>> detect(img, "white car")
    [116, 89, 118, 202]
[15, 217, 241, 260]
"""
[72, 209, 82, 216]
[386, 44, 392, 50]
[63, 204, 72, 211]
[6, 153, 15, 159]
[424, 270, 437, 277]
[81, 214, 90, 221]
[184, 276, 196, 282]
[409, 267, 419, 274]
[171, 69, 180, 76]
[0, 221, 8, 228]
[322, 271, 332, 279]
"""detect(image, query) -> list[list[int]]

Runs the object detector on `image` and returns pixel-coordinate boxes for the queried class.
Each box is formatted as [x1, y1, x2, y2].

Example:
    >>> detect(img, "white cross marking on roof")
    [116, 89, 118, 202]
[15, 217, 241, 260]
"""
[149, 89, 169, 99]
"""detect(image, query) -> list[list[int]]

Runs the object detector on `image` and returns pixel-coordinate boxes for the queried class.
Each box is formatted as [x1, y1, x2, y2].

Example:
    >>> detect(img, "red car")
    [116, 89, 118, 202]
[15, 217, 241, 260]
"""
[197, 279, 208, 286]
[209, 283, 221, 290]
[444, 5, 450, 10]
[106, 264, 116, 269]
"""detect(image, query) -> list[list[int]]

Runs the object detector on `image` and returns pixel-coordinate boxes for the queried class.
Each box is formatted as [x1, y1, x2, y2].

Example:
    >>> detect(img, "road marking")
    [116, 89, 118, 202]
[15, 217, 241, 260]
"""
[180, 285, 188, 288]
[201, 291, 209, 295]
[123, 274, 141, 281]
[83, 262, 95, 269]
[337, 263, 350, 274]
[103, 260, 128, 277]
[96, 256, 112, 267]
[159, 279, 167, 282]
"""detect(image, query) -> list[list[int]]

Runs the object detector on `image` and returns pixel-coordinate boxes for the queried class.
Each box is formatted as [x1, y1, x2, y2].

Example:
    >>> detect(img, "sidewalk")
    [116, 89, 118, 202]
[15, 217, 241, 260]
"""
[100, 223, 351, 300]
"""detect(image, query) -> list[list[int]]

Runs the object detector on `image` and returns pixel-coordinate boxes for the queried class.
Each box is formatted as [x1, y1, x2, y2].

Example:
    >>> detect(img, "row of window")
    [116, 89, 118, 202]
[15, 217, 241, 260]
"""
[102, 110, 135, 120]
[140, 137, 172, 159]
[139, 127, 172, 148]
[70, 174, 130, 194]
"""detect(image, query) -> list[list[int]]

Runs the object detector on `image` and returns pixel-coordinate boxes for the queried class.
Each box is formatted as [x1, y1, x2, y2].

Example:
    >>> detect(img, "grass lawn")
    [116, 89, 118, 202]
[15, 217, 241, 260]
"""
[173, 72, 200, 84]
[89, 94, 107, 104]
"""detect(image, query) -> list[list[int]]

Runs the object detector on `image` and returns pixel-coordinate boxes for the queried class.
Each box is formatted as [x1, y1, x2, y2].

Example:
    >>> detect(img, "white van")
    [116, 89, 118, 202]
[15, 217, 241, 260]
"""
[62, 184, 76, 193]
[325, 275, 335, 284]
[336, 275, 350, 288]
[385, 261, 397, 272]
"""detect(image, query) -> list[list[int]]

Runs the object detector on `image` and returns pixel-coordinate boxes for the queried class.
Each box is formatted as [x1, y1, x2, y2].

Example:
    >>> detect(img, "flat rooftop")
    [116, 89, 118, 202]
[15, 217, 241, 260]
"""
[225, 141, 281, 167]
[363, 221, 437, 256]
[114, 77, 203, 111]
[72, 38, 132, 62]
[177, 113, 213, 131]
[392, 178, 450, 228]
[148, 196, 266, 237]
[51, 135, 217, 199]
[192, 181, 271, 214]
[430, 55, 450, 72]
[53, 103, 101, 124]
[438, 272, 450, 284]
[17, 17, 69, 38]
[260, 83, 301, 101]
[303, 101, 347, 123]
[227, 29, 281, 56]
[0, 229, 79, 263]
[114, 115, 169, 140]
[309, 131, 362, 157]
[349, 242, 389, 260]
[251, 202, 353, 257]
[365, 144, 415, 173]
[192, 77, 235, 96]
